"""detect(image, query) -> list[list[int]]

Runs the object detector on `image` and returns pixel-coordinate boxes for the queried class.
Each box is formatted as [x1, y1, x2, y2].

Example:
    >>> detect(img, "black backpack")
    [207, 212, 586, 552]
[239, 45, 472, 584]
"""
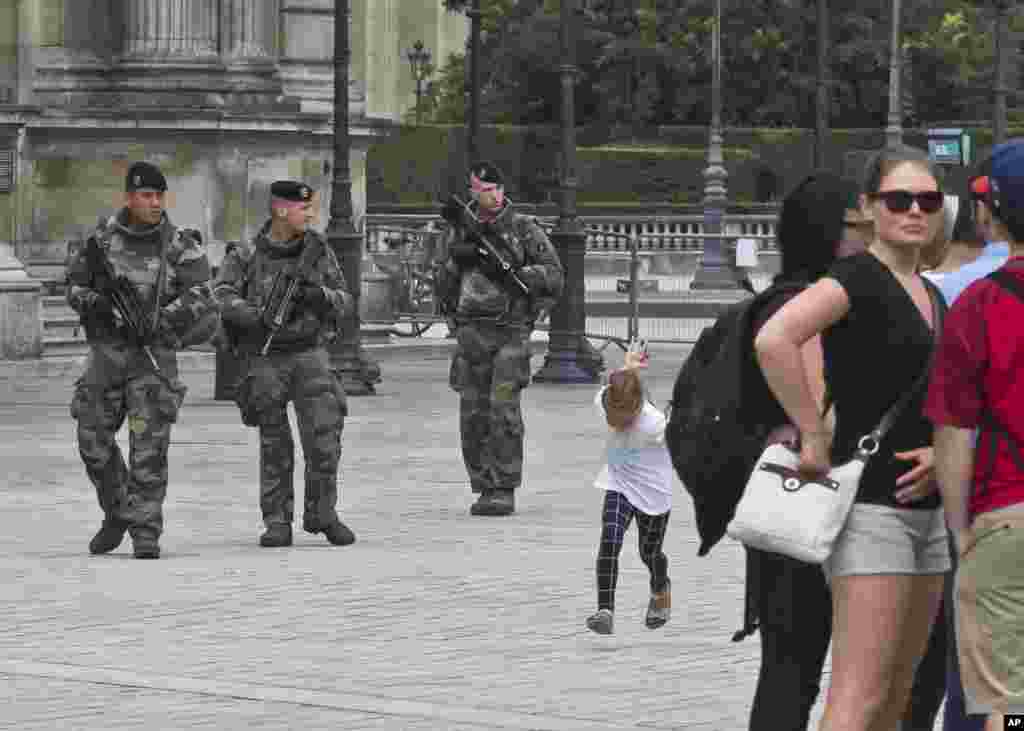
[665, 282, 806, 557]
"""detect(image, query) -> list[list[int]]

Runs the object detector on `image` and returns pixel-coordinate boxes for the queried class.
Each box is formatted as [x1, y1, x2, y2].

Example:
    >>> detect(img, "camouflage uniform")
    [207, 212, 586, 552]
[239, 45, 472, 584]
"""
[66, 210, 216, 556]
[214, 221, 354, 545]
[435, 200, 564, 514]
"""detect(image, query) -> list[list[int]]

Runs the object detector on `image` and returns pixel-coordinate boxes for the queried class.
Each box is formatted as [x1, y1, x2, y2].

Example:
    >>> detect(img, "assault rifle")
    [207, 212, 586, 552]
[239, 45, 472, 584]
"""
[444, 195, 530, 296]
[259, 237, 324, 355]
[85, 239, 162, 372]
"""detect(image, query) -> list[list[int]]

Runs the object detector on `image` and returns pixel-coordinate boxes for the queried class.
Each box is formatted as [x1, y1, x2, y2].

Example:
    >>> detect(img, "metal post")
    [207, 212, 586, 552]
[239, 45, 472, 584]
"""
[815, 0, 829, 169]
[467, 0, 482, 163]
[629, 235, 640, 343]
[885, 0, 903, 149]
[690, 0, 736, 290]
[328, 0, 380, 395]
[534, 0, 603, 383]
[994, 0, 1010, 146]
[407, 40, 431, 126]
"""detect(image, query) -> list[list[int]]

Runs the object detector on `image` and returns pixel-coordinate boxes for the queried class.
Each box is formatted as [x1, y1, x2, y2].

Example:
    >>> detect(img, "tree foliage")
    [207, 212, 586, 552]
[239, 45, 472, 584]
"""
[432, 0, 1021, 128]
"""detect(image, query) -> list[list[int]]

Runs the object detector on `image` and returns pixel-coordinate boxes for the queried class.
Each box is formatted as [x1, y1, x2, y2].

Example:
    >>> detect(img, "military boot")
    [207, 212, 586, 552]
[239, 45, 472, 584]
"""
[321, 519, 356, 546]
[259, 523, 293, 547]
[89, 517, 129, 555]
[473, 488, 515, 516]
[469, 488, 495, 515]
[131, 534, 161, 560]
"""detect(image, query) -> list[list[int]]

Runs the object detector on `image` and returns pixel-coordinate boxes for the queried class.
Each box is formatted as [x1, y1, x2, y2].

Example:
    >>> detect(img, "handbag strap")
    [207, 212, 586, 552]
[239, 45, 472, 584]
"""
[857, 280, 943, 454]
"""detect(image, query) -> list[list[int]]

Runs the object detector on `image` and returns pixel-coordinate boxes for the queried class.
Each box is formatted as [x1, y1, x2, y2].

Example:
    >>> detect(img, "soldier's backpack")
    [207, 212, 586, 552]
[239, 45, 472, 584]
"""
[665, 282, 806, 557]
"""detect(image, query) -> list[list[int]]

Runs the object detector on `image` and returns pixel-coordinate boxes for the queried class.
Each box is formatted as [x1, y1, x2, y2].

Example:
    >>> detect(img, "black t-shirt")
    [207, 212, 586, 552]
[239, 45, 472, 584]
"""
[823, 252, 944, 510]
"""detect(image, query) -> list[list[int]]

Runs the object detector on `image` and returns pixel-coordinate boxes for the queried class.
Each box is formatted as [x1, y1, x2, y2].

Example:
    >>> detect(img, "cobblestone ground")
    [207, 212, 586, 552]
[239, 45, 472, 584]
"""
[0, 341, 942, 730]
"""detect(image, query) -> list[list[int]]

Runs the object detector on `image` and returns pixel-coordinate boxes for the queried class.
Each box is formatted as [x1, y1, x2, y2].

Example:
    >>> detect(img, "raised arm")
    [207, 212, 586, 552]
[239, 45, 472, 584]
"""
[754, 278, 850, 472]
[518, 220, 564, 301]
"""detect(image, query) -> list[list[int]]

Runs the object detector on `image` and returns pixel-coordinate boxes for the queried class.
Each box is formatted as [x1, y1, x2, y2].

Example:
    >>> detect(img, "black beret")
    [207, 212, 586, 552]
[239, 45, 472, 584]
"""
[125, 161, 167, 193]
[270, 180, 314, 202]
[468, 161, 503, 186]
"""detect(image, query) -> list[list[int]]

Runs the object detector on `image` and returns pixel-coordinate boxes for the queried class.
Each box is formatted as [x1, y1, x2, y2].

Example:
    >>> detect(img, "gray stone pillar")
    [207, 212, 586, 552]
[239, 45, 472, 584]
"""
[221, 0, 280, 64]
[218, 0, 283, 98]
[30, 0, 115, 106]
[122, 0, 218, 60]
[0, 241, 42, 360]
[63, 0, 115, 65]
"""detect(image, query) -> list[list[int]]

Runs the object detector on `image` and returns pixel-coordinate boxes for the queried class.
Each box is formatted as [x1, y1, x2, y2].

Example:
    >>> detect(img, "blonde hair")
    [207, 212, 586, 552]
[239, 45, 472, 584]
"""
[605, 369, 643, 430]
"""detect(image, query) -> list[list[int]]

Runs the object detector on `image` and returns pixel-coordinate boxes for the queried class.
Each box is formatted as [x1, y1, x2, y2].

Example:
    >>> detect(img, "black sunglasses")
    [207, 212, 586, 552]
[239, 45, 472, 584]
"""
[869, 190, 944, 214]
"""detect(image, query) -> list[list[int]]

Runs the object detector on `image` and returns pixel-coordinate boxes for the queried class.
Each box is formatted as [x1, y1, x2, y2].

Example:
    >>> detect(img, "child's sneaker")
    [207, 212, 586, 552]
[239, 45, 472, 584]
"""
[645, 578, 671, 629]
[586, 608, 614, 635]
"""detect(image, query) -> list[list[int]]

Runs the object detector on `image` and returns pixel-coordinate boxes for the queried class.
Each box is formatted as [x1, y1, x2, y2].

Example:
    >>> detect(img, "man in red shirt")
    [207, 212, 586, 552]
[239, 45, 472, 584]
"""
[926, 140, 1024, 729]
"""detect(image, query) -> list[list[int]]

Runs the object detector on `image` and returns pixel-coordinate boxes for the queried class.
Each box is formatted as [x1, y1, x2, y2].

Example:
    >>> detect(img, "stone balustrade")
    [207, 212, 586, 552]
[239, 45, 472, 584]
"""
[364, 212, 779, 254]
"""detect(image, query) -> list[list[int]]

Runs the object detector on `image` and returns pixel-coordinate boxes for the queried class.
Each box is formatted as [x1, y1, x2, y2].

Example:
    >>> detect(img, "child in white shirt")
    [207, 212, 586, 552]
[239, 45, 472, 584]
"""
[586, 343, 673, 635]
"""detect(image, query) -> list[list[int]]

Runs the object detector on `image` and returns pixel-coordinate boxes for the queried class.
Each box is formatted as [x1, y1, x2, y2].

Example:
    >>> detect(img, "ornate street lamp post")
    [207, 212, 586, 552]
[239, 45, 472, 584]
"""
[406, 40, 432, 125]
[328, 0, 380, 395]
[534, 0, 603, 383]
[690, 0, 736, 290]
[885, 0, 903, 148]
[994, 0, 1011, 146]
[467, 0, 482, 163]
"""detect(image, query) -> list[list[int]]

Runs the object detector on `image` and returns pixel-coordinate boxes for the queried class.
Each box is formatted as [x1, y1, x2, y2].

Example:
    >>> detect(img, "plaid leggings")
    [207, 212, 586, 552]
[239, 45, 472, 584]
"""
[595, 490, 670, 612]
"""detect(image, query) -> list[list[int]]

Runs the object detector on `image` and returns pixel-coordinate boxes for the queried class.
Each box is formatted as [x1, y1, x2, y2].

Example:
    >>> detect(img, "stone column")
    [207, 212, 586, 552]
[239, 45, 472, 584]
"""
[30, 0, 114, 107]
[63, 0, 115, 65]
[221, 0, 279, 65]
[0, 241, 42, 360]
[122, 0, 218, 60]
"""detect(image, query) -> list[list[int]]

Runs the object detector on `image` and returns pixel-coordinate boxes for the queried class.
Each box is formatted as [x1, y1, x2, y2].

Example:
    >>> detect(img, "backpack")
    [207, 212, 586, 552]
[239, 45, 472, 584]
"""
[665, 282, 806, 557]
[974, 269, 1024, 497]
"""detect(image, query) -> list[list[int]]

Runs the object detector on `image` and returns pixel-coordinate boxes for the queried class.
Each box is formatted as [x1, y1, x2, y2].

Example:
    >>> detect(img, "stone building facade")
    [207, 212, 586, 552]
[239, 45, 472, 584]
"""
[0, 0, 467, 357]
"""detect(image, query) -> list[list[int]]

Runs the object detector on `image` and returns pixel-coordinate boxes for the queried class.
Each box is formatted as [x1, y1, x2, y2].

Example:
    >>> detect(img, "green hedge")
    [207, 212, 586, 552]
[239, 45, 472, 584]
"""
[367, 124, 1011, 208]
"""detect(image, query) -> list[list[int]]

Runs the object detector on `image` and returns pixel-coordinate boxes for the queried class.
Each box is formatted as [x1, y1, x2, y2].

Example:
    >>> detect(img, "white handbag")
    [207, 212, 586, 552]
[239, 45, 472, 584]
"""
[727, 442, 871, 564]
[727, 284, 942, 564]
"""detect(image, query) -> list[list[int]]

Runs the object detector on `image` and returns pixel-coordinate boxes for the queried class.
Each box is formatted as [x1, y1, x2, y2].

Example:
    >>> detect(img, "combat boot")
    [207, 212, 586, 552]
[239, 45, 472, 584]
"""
[320, 519, 356, 546]
[469, 489, 494, 515]
[131, 534, 161, 560]
[473, 488, 515, 516]
[259, 523, 293, 547]
[89, 517, 129, 555]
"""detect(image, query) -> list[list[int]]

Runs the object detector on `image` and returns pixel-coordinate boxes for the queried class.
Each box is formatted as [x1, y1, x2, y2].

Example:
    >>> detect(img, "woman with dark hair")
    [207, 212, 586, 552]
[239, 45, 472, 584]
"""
[744, 171, 866, 731]
[755, 146, 950, 731]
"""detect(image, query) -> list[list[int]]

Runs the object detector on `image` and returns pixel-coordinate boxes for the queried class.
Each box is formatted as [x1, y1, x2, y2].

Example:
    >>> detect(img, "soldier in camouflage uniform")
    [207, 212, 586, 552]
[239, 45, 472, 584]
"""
[66, 161, 217, 559]
[436, 161, 565, 516]
[214, 180, 356, 548]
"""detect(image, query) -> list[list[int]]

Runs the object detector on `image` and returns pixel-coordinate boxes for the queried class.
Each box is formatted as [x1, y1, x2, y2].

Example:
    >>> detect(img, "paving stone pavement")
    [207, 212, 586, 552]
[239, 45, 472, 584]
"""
[0, 339, 944, 730]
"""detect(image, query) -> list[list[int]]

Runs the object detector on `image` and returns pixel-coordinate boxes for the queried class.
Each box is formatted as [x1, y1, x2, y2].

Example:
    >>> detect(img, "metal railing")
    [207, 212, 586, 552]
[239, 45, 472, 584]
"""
[365, 212, 778, 253]
[360, 217, 764, 347]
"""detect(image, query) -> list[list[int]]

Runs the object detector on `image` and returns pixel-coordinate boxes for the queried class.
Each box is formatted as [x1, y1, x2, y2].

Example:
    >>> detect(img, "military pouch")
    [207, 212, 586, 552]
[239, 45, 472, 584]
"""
[234, 373, 261, 427]
[449, 353, 471, 393]
[69, 379, 101, 424]
[234, 366, 286, 427]
[155, 378, 188, 423]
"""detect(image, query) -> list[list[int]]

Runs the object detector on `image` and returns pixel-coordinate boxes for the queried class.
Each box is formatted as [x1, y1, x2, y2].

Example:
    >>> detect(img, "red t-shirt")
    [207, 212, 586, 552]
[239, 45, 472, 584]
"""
[924, 258, 1024, 516]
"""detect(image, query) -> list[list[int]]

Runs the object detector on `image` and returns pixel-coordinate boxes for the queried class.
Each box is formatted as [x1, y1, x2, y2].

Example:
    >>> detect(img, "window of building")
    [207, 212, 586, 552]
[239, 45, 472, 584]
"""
[0, 148, 14, 192]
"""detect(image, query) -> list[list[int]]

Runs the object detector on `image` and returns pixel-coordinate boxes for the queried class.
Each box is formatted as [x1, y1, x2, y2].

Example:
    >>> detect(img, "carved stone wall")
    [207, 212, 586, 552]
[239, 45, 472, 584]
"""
[32, 0, 289, 108]
[122, 0, 219, 60]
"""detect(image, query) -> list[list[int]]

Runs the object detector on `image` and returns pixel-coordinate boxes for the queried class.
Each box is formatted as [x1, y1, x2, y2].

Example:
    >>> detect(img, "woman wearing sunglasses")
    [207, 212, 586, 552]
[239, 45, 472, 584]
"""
[754, 146, 950, 731]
